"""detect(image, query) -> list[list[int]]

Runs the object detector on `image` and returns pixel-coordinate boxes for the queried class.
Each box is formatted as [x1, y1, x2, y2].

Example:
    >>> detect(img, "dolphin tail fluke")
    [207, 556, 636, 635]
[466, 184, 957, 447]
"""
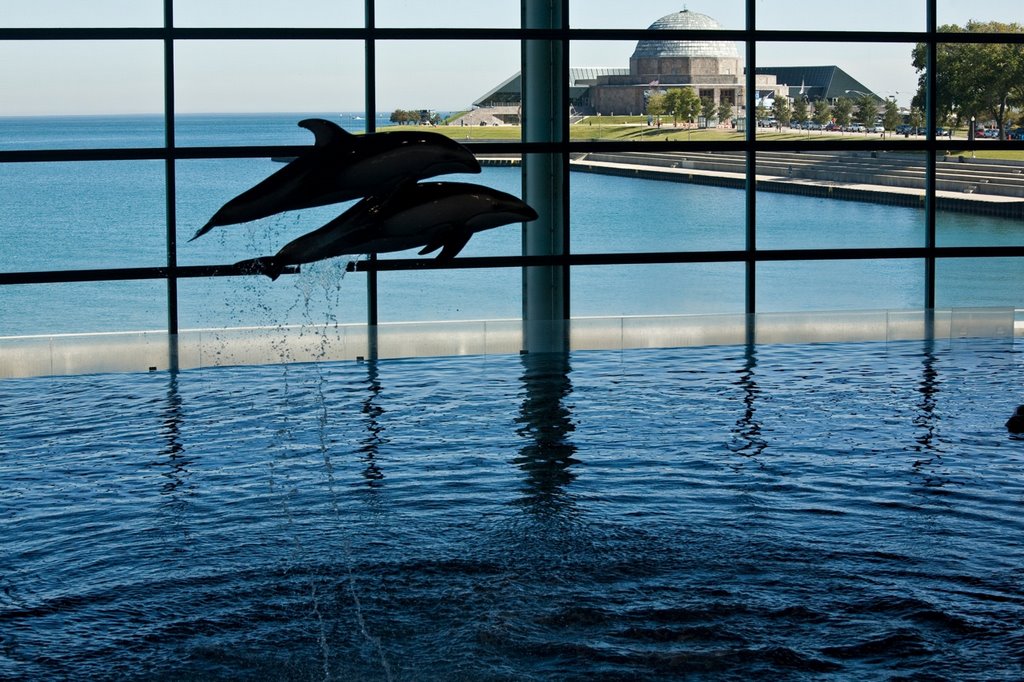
[234, 256, 285, 281]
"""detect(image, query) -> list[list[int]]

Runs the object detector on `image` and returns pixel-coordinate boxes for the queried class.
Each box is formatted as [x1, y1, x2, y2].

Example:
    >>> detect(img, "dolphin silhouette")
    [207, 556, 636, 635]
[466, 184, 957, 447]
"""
[191, 119, 481, 241]
[234, 182, 538, 280]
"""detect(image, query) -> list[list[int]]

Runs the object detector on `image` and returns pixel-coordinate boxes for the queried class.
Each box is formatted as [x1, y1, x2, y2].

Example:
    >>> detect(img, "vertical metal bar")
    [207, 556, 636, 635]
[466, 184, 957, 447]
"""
[924, 0, 937, 312]
[364, 0, 379, 359]
[744, 0, 757, 345]
[560, 0, 571, 323]
[522, 0, 567, 353]
[164, 0, 179, 371]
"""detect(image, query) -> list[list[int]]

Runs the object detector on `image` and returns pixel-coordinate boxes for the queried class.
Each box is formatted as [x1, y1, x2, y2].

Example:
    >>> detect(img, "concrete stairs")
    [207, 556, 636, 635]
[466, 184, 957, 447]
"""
[579, 150, 1024, 199]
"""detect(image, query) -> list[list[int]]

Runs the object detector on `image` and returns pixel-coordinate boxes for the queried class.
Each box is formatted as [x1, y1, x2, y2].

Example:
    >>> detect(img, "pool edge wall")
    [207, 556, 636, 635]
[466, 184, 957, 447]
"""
[0, 308, 1017, 379]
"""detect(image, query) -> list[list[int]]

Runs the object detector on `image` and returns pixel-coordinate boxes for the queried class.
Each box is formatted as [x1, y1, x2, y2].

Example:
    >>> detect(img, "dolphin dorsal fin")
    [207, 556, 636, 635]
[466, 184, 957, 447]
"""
[298, 118, 353, 147]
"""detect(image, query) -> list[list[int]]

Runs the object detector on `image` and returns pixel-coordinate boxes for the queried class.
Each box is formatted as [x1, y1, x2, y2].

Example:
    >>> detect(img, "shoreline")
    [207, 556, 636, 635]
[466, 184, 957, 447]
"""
[477, 154, 1024, 220]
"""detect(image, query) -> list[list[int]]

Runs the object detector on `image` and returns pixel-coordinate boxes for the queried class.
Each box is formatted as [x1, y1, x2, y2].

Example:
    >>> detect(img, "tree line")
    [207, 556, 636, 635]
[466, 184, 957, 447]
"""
[645, 88, 735, 127]
[757, 94, 905, 132]
[912, 20, 1024, 139]
[389, 109, 441, 125]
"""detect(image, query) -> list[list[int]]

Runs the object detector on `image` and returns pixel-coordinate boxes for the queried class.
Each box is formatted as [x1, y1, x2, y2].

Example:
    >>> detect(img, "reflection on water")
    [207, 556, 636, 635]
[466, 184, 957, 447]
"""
[729, 343, 767, 463]
[358, 360, 387, 486]
[2, 341, 1024, 680]
[513, 352, 579, 514]
[153, 373, 195, 546]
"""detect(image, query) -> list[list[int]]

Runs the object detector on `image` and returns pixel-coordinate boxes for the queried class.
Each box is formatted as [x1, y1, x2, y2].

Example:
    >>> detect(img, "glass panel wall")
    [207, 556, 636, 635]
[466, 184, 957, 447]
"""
[572, 264, 745, 317]
[2, 1, 162, 28]
[755, 164, 926, 251]
[0, 41, 163, 122]
[2, 1, 1022, 348]
[569, 0, 745, 29]
[376, 0, 519, 28]
[0, 281, 167, 337]
[936, 258, 1024, 308]
[754, 43, 917, 140]
[1, 161, 166, 272]
[376, 40, 520, 136]
[572, 164, 745, 254]
[757, 260, 924, 312]
[173, 0, 361, 27]
[756, 0, 925, 31]
[174, 41, 364, 142]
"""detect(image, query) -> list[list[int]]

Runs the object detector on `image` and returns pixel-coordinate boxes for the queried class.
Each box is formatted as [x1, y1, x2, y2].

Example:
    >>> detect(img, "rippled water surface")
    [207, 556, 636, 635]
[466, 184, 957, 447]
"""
[2, 340, 1024, 680]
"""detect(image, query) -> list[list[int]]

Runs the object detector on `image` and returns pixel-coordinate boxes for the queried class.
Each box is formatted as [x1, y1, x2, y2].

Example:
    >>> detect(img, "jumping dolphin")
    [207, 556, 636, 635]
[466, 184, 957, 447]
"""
[234, 182, 538, 280]
[190, 119, 481, 241]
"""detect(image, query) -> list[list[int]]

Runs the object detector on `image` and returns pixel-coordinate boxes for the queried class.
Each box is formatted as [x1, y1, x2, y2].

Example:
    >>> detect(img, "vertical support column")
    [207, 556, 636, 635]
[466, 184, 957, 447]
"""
[522, 0, 567, 354]
[365, 0, 379, 360]
[164, 0, 180, 372]
[924, 0, 937, 316]
[743, 0, 757, 346]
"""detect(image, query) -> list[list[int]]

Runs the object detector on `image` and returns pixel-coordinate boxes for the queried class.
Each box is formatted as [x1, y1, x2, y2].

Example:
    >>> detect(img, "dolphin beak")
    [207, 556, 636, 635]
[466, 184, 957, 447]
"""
[518, 205, 539, 221]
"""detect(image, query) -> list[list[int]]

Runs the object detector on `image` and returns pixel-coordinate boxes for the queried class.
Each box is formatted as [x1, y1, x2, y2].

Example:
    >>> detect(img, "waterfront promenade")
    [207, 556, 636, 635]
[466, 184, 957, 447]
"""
[479, 151, 1024, 219]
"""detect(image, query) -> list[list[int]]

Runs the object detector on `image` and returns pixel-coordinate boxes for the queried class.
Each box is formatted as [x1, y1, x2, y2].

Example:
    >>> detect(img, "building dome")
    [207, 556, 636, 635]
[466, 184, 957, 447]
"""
[631, 10, 739, 60]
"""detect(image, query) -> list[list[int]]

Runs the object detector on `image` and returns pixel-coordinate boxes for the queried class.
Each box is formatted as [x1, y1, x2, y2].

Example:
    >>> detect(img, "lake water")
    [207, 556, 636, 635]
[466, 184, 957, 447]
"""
[2, 339, 1023, 679]
[2, 114, 1023, 337]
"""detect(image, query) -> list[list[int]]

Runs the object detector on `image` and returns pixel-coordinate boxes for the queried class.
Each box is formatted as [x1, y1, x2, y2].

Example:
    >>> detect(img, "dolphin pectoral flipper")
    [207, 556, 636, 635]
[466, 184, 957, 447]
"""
[190, 221, 217, 242]
[298, 118, 353, 147]
[234, 256, 285, 281]
[417, 231, 453, 256]
[435, 231, 473, 260]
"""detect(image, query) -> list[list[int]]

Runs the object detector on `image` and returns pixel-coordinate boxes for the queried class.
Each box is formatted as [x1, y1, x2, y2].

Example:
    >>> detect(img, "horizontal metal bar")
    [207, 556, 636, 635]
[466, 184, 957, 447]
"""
[0, 264, 300, 286]
[344, 247, 1024, 272]
[5, 137, 1020, 165]
[4, 248, 1023, 287]
[2, 26, 1019, 43]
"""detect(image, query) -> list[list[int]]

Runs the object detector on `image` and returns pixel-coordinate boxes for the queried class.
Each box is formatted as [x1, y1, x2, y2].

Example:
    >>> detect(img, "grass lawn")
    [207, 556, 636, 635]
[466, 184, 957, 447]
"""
[376, 121, 1024, 160]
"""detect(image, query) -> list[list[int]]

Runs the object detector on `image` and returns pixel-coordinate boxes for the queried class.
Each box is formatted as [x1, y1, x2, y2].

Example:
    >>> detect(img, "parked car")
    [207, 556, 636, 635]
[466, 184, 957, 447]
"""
[872, 125, 885, 133]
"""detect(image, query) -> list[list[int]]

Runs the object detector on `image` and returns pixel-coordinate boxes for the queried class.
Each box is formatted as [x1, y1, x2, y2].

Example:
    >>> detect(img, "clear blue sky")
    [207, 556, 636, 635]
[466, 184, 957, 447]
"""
[1, 0, 1020, 115]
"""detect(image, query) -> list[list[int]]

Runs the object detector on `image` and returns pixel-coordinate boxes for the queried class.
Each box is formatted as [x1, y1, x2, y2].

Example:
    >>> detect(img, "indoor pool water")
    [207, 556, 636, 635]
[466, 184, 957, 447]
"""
[2, 339, 1023, 680]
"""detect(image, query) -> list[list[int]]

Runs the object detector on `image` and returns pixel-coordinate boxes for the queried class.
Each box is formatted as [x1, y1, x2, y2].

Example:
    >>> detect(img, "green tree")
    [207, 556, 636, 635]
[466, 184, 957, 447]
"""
[912, 21, 1024, 140]
[755, 101, 769, 123]
[701, 97, 717, 126]
[883, 99, 901, 132]
[908, 106, 924, 131]
[857, 95, 880, 130]
[646, 91, 667, 119]
[812, 99, 832, 130]
[771, 97, 791, 129]
[792, 98, 810, 127]
[833, 97, 854, 127]
[666, 88, 701, 125]
[718, 101, 733, 126]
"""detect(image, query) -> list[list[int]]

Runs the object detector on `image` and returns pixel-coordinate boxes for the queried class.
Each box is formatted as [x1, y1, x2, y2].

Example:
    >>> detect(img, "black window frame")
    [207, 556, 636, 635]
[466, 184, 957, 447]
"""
[2, 0, 1022, 340]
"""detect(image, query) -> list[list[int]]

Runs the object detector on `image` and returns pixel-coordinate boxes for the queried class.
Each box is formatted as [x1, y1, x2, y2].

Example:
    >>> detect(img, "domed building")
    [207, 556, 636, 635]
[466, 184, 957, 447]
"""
[586, 9, 781, 116]
[470, 8, 867, 120]
[630, 10, 741, 82]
